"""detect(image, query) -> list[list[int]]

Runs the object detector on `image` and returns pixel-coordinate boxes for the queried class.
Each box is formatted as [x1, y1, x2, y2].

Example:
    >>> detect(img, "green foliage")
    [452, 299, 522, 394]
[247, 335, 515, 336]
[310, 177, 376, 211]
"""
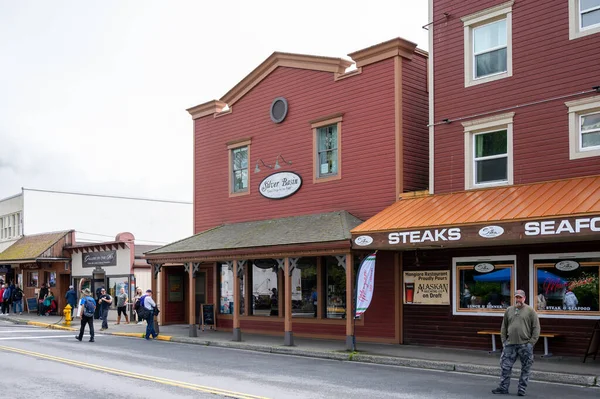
[570, 272, 599, 310]
[470, 282, 502, 298]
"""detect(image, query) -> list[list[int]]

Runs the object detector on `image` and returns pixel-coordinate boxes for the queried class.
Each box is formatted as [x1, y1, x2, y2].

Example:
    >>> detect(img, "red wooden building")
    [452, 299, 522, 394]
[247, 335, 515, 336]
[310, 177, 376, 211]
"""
[352, 0, 600, 356]
[146, 38, 429, 346]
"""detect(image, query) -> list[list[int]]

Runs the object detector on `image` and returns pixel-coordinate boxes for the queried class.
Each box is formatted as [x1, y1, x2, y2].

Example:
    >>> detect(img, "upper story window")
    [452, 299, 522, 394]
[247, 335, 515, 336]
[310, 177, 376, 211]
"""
[566, 95, 600, 160]
[0, 212, 21, 241]
[570, 0, 600, 39]
[227, 139, 251, 196]
[462, 1, 513, 87]
[463, 112, 514, 190]
[311, 114, 343, 183]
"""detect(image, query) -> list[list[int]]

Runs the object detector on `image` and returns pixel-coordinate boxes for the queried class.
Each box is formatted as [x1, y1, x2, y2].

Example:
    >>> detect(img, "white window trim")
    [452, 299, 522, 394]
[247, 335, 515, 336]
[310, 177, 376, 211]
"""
[462, 112, 514, 190]
[529, 252, 600, 319]
[227, 139, 251, 197]
[311, 115, 343, 184]
[452, 255, 517, 317]
[462, 1, 513, 87]
[569, 0, 600, 40]
[566, 95, 600, 160]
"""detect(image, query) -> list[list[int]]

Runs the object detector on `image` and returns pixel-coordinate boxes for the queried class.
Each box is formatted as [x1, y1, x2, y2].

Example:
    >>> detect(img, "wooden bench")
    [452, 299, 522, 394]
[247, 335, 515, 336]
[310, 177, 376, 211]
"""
[477, 330, 562, 358]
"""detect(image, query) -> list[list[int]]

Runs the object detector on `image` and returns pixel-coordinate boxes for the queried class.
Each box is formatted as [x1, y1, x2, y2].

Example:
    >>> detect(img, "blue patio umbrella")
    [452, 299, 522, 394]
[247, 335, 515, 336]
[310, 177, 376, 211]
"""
[473, 268, 511, 282]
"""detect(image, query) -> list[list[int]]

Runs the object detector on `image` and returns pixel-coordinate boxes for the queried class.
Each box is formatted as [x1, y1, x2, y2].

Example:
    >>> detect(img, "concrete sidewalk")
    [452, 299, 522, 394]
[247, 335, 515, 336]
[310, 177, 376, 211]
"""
[3, 312, 599, 388]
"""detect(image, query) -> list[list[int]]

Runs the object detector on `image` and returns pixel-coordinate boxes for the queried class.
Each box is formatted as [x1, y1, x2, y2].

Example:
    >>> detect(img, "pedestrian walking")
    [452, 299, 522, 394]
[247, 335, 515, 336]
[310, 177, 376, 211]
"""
[114, 287, 129, 325]
[0, 284, 9, 315]
[492, 289, 540, 396]
[141, 289, 158, 340]
[133, 288, 144, 324]
[65, 285, 78, 318]
[75, 288, 96, 342]
[11, 285, 23, 315]
[97, 288, 112, 331]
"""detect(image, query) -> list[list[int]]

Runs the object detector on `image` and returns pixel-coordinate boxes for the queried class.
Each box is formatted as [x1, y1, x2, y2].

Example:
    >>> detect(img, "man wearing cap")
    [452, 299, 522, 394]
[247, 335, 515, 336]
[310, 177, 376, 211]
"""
[492, 289, 540, 396]
[143, 289, 158, 340]
[76, 288, 96, 342]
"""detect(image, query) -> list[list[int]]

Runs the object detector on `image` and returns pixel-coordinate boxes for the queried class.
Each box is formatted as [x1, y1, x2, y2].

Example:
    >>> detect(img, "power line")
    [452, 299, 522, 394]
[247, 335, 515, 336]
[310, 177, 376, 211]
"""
[22, 187, 192, 205]
[75, 231, 168, 245]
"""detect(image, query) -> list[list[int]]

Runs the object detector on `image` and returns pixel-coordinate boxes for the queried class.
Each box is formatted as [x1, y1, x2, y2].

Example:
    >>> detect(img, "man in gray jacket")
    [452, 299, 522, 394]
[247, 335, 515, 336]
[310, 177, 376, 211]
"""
[492, 289, 540, 396]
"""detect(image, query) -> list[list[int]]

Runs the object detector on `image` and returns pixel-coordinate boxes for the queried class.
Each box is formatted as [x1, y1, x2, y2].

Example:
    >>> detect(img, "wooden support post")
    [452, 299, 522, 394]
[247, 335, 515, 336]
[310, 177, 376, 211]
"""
[345, 253, 354, 350]
[151, 263, 160, 335]
[232, 260, 241, 341]
[188, 263, 197, 337]
[284, 257, 293, 346]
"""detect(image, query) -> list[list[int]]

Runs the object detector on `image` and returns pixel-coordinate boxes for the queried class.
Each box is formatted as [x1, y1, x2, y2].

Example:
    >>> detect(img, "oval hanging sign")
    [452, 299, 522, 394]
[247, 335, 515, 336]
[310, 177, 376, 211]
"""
[474, 263, 495, 273]
[259, 171, 302, 199]
[354, 236, 374, 246]
[555, 260, 580, 272]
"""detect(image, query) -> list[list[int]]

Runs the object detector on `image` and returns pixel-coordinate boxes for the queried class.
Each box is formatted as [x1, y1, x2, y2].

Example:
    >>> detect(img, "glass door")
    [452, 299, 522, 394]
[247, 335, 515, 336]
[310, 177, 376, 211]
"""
[195, 272, 206, 324]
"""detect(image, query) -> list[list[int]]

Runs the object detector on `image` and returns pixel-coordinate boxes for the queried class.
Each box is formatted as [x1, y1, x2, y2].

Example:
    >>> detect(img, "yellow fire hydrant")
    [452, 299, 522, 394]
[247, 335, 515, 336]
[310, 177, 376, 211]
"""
[64, 304, 72, 326]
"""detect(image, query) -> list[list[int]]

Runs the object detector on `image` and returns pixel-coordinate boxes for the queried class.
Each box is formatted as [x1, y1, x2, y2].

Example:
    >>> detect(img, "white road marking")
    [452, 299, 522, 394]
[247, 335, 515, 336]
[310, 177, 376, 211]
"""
[0, 330, 71, 333]
[0, 335, 99, 340]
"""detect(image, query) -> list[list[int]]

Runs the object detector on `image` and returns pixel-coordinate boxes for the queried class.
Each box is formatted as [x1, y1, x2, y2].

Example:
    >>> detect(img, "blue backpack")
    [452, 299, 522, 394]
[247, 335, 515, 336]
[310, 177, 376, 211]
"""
[83, 296, 96, 317]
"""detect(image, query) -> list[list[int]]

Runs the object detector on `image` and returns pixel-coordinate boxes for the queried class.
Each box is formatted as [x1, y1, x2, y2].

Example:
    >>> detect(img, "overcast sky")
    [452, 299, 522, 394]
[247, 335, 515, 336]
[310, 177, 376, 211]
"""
[0, 1, 428, 202]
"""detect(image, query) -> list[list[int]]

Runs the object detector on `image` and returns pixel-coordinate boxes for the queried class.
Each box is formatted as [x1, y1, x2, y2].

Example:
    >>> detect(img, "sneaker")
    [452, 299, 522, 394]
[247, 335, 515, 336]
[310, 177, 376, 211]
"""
[75, 336, 82, 342]
[491, 388, 509, 394]
[89, 338, 95, 342]
[518, 392, 526, 397]
[138, 321, 144, 325]
[99, 328, 106, 331]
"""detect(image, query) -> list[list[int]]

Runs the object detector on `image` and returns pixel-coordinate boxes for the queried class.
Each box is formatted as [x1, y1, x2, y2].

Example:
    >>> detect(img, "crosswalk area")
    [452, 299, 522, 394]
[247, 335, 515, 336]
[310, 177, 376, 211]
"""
[0, 321, 96, 341]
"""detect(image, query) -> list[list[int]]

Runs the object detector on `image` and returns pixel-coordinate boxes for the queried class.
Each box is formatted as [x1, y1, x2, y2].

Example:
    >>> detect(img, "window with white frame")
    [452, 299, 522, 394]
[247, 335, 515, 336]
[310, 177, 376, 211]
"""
[463, 112, 514, 189]
[530, 252, 600, 318]
[462, 1, 513, 87]
[227, 140, 250, 196]
[453, 255, 516, 316]
[311, 114, 342, 183]
[566, 95, 600, 160]
[569, 0, 600, 39]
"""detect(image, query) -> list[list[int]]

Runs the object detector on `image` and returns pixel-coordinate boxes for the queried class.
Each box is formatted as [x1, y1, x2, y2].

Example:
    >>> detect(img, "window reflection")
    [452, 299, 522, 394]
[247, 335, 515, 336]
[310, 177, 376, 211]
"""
[292, 257, 317, 318]
[325, 256, 346, 319]
[455, 260, 514, 313]
[251, 259, 279, 316]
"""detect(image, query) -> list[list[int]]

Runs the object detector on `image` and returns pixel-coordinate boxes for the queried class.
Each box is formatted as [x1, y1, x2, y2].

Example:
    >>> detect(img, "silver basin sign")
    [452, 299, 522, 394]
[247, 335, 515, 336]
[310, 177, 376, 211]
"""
[259, 172, 302, 199]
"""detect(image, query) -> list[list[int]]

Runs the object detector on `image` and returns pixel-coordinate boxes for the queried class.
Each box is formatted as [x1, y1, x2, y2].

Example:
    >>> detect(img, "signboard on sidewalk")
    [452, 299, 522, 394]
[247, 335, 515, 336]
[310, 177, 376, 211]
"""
[403, 270, 449, 305]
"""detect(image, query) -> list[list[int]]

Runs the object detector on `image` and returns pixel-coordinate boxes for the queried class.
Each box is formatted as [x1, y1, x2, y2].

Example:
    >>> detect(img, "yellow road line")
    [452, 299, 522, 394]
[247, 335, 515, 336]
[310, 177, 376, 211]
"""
[0, 345, 269, 399]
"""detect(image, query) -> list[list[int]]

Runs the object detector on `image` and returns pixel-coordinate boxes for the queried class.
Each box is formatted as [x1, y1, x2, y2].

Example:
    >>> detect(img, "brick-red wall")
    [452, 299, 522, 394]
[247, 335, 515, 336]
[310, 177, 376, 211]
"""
[193, 58, 427, 233]
[432, 0, 600, 194]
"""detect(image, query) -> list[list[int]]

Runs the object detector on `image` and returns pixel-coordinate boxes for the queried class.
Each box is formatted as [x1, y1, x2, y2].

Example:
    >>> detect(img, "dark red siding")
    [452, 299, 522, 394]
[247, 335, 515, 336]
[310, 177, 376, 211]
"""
[401, 241, 598, 356]
[432, 0, 600, 194]
[402, 54, 429, 192]
[194, 58, 427, 232]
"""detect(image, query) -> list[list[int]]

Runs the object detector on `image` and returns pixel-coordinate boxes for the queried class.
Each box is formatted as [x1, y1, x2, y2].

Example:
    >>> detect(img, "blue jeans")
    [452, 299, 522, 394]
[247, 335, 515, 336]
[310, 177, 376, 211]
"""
[145, 315, 157, 339]
[12, 300, 23, 313]
[101, 308, 109, 329]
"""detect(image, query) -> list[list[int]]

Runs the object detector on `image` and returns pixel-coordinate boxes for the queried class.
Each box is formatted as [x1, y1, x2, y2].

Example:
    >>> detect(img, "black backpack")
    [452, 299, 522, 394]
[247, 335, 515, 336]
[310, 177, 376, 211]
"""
[12, 288, 23, 301]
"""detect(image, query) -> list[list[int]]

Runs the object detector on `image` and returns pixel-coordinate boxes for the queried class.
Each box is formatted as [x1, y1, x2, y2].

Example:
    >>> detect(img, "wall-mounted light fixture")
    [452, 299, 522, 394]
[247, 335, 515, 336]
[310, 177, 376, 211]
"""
[254, 159, 273, 173]
[274, 154, 292, 170]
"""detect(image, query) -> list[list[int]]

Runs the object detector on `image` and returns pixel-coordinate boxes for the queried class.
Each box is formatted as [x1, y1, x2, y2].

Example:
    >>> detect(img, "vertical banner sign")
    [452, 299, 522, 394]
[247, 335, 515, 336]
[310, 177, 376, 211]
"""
[355, 252, 377, 318]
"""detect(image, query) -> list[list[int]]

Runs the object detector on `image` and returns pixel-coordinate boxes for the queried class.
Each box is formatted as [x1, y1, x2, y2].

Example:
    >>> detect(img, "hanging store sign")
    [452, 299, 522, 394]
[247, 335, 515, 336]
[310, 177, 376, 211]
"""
[403, 270, 449, 305]
[259, 172, 302, 199]
[82, 250, 117, 267]
[352, 215, 600, 250]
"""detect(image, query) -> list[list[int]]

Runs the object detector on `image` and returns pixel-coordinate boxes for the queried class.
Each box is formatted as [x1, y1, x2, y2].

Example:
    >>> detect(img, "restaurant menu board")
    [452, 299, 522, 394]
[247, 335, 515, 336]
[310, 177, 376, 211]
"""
[404, 270, 450, 305]
[201, 304, 215, 328]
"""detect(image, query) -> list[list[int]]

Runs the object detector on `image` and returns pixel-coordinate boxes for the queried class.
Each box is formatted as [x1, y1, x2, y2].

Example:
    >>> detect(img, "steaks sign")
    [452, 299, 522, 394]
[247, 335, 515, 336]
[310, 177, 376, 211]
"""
[352, 215, 600, 250]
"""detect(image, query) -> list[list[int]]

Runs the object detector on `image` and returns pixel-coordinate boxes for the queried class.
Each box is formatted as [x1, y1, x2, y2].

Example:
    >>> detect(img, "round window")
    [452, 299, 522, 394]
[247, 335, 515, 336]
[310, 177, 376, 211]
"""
[270, 97, 288, 123]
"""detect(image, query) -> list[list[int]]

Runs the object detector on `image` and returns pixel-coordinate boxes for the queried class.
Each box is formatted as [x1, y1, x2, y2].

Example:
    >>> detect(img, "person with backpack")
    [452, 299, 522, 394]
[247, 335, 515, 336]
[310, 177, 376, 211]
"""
[140, 289, 158, 340]
[75, 288, 96, 342]
[11, 284, 23, 315]
[133, 288, 144, 324]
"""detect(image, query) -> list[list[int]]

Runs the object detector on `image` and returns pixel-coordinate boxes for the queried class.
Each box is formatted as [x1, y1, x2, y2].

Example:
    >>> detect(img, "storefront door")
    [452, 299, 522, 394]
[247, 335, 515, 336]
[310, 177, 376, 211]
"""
[195, 272, 206, 324]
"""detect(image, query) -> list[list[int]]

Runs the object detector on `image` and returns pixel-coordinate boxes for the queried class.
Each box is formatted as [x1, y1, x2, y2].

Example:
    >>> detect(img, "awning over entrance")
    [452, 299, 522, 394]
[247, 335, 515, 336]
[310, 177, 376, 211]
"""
[0, 230, 73, 263]
[351, 175, 600, 250]
[146, 210, 363, 262]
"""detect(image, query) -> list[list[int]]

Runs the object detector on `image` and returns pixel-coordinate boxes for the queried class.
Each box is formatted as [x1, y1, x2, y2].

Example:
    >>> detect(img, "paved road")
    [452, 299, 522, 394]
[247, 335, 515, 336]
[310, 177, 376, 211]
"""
[1, 321, 598, 399]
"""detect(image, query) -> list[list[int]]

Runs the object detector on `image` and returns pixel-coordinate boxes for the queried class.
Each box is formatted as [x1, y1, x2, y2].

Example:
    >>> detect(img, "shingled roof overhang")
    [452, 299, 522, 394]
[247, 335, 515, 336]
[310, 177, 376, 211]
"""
[145, 211, 363, 263]
[351, 175, 600, 251]
[65, 241, 128, 253]
[0, 230, 73, 264]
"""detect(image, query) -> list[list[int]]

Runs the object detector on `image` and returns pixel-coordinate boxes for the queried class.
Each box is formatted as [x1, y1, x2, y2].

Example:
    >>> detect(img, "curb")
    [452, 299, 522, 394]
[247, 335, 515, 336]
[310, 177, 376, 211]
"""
[5, 317, 598, 387]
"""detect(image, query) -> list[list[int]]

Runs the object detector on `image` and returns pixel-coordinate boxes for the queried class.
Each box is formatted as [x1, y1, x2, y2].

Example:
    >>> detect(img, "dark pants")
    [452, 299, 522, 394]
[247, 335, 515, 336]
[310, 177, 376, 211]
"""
[497, 343, 534, 394]
[1, 301, 10, 314]
[145, 314, 157, 339]
[78, 315, 95, 340]
[101, 308, 109, 329]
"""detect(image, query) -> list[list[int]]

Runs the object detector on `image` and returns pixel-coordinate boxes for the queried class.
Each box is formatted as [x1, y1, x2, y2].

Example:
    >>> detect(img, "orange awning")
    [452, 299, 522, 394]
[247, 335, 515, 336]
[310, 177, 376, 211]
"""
[352, 175, 600, 250]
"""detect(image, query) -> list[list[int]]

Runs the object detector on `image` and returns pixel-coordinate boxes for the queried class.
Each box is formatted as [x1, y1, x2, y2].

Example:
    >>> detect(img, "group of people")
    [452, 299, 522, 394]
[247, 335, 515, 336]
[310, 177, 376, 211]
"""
[0, 281, 24, 315]
[75, 280, 159, 342]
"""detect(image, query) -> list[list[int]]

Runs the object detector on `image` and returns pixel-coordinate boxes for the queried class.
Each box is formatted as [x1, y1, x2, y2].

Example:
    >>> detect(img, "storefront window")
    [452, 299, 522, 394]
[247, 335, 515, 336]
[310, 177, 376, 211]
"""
[107, 277, 129, 310]
[325, 256, 346, 319]
[453, 256, 515, 315]
[251, 259, 279, 316]
[49, 272, 57, 287]
[238, 268, 245, 316]
[532, 254, 600, 317]
[28, 271, 38, 287]
[292, 257, 317, 318]
[219, 264, 234, 314]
